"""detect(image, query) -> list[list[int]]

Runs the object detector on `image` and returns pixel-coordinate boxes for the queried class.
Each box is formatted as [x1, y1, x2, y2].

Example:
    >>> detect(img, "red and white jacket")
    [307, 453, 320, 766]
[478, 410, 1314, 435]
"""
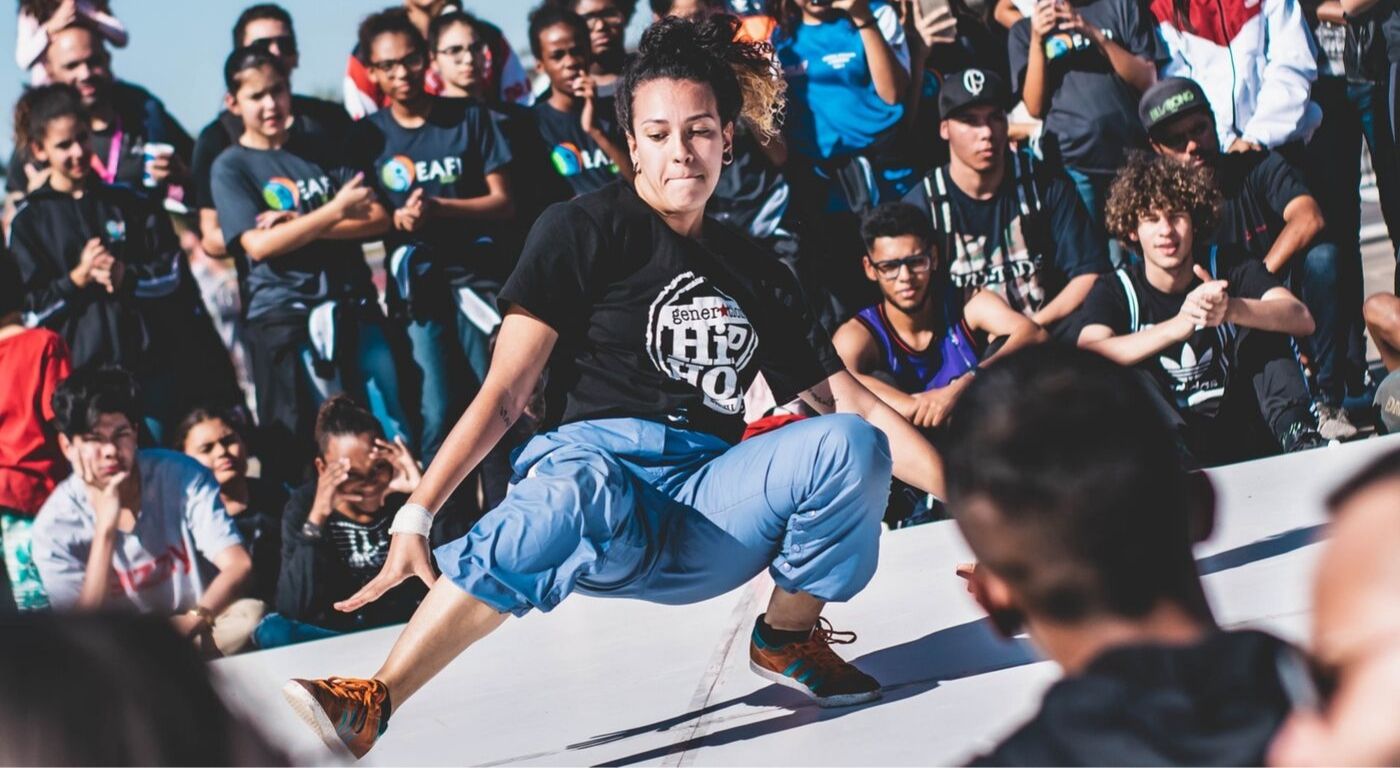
[1151, 0, 1322, 148]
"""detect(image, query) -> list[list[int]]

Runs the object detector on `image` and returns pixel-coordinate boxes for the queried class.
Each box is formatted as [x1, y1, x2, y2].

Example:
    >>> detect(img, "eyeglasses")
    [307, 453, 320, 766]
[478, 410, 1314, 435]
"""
[869, 253, 933, 279]
[249, 34, 298, 55]
[436, 40, 489, 60]
[580, 7, 625, 24]
[369, 50, 426, 74]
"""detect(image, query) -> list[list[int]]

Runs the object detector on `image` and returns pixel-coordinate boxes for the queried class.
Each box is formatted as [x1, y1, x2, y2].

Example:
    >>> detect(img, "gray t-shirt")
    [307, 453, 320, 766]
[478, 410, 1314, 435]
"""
[33, 449, 245, 613]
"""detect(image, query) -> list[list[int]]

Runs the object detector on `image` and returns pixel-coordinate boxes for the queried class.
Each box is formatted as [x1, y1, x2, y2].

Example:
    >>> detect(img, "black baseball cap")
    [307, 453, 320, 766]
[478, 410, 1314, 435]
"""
[1139, 77, 1211, 135]
[939, 68, 1008, 120]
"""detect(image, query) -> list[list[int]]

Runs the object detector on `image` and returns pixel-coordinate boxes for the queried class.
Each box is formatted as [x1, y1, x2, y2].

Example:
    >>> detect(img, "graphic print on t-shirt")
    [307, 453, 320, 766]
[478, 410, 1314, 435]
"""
[1155, 327, 1233, 408]
[262, 174, 332, 212]
[646, 271, 760, 415]
[947, 216, 1045, 311]
[550, 141, 616, 178]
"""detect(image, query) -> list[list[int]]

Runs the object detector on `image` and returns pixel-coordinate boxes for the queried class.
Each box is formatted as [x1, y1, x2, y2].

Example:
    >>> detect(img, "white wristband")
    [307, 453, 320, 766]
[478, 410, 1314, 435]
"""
[388, 503, 433, 538]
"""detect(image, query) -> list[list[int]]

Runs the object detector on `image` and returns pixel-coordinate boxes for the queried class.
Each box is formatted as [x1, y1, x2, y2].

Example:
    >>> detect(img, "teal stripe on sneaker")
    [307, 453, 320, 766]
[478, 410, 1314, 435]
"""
[783, 660, 804, 678]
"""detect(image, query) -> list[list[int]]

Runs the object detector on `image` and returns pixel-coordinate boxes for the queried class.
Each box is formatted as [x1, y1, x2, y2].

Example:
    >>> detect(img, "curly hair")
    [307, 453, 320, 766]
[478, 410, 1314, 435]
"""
[618, 14, 786, 142]
[1104, 152, 1221, 252]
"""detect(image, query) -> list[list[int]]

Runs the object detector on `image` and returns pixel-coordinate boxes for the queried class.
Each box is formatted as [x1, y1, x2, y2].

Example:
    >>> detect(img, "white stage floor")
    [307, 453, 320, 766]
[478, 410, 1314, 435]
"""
[214, 434, 1400, 766]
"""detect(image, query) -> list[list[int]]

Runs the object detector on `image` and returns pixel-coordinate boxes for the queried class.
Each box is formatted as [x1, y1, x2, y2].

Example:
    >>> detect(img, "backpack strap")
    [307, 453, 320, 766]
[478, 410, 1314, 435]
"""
[930, 167, 966, 267]
[1114, 268, 1140, 333]
[1209, 244, 1218, 279]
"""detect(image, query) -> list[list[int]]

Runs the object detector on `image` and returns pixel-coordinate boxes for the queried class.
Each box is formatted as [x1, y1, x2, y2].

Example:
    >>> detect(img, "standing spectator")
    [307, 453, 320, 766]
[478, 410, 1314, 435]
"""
[548, 0, 638, 97]
[1008, 0, 1164, 266]
[190, 3, 352, 260]
[1149, 0, 1321, 155]
[258, 396, 432, 649]
[9, 84, 240, 443]
[15, 0, 126, 86]
[529, 5, 635, 197]
[1268, 449, 1400, 767]
[902, 69, 1109, 339]
[1303, 0, 1400, 402]
[1140, 78, 1354, 440]
[5, 24, 191, 203]
[1078, 153, 1324, 465]
[343, 2, 532, 119]
[0, 253, 71, 612]
[175, 406, 286, 605]
[347, 10, 514, 465]
[945, 345, 1308, 766]
[210, 47, 410, 485]
[32, 368, 260, 656]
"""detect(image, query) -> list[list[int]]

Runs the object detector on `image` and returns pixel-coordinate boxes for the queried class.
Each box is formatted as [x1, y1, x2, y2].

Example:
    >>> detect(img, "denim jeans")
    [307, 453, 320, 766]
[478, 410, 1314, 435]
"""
[434, 415, 893, 616]
[403, 306, 492, 465]
[253, 612, 343, 649]
[1065, 165, 1125, 268]
[1289, 242, 1345, 405]
[1306, 76, 1400, 394]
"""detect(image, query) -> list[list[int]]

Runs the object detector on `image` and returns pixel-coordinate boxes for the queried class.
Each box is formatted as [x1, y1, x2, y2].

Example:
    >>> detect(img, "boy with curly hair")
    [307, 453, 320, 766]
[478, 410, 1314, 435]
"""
[1074, 153, 1324, 466]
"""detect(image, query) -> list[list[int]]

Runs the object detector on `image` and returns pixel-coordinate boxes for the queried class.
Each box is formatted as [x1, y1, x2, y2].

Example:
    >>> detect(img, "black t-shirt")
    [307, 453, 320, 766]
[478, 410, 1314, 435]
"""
[1075, 245, 1280, 412]
[1212, 150, 1311, 261]
[498, 182, 844, 443]
[707, 122, 790, 240]
[209, 145, 374, 320]
[7, 81, 193, 193]
[190, 95, 350, 211]
[902, 158, 1108, 314]
[1009, 0, 1166, 175]
[346, 98, 512, 291]
[530, 95, 624, 198]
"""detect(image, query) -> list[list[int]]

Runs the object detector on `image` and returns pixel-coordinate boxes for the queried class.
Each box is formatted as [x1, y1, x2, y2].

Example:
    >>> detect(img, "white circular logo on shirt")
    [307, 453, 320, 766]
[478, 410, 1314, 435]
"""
[964, 70, 986, 96]
[646, 271, 759, 415]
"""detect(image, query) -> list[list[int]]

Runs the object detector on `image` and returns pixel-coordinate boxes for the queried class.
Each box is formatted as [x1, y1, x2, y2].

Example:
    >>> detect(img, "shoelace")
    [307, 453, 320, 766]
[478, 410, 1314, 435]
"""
[795, 618, 861, 681]
[324, 677, 382, 734]
[810, 616, 857, 646]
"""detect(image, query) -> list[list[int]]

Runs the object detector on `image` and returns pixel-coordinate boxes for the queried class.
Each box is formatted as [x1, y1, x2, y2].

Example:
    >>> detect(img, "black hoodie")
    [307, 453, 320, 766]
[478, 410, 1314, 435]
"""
[971, 630, 1303, 766]
[10, 180, 188, 370]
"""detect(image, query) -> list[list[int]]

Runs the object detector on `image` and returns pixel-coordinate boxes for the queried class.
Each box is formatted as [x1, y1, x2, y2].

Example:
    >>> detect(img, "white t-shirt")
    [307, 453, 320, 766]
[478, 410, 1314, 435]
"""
[33, 449, 245, 613]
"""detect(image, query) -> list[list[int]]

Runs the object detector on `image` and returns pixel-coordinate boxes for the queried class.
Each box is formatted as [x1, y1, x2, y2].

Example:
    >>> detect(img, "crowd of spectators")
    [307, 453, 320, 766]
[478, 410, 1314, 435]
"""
[0, 0, 1398, 762]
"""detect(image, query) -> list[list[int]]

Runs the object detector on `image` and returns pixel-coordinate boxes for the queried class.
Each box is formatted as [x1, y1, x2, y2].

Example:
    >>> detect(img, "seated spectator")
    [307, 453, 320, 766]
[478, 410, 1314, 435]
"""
[902, 0, 1005, 173]
[1364, 292, 1400, 432]
[347, 9, 513, 465]
[191, 3, 352, 259]
[32, 368, 261, 656]
[1269, 448, 1400, 767]
[944, 344, 1307, 766]
[834, 202, 1045, 430]
[1077, 153, 1323, 465]
[1008, 0, 1164, 267]
[548, 0, 638, 96]
[1149, 0, 1321, 154]
[211, 46, 410, 485]
[0, 253, 71, 612]
[175, 406, 286, 605]
[0, 613, 285, 764]
[5, 24, 191, 202]
[9, 84, 241, 443]
[902, 69, 1109, 339]
[529, 5, 634, 198]
[15, 0, 127, 86]
[344, 1, 532, 119]
[1141, 77, 1353, 440]
[835, 202, 1043, 527]
[258, 396, 428, 649]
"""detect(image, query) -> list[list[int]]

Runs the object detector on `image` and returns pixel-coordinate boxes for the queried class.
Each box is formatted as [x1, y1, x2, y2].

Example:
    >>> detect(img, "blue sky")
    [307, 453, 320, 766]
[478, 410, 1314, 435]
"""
[0, 0, 652, 153]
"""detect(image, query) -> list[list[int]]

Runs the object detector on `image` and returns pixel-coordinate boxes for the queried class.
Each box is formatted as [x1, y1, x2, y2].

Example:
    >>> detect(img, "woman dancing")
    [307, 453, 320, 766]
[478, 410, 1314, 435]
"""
[283, 15, 944, 758]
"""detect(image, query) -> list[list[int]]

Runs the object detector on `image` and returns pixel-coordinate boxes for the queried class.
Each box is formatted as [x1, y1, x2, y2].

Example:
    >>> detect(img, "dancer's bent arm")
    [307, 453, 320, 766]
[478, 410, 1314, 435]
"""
[800, 370, 946, 498]
[335, 306, 558, 612]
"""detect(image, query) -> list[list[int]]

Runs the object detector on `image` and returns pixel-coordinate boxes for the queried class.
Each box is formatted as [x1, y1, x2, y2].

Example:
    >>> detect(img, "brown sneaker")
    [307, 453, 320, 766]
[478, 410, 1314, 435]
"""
[282, 677, 390, 759]
[749, 617, 882, 707]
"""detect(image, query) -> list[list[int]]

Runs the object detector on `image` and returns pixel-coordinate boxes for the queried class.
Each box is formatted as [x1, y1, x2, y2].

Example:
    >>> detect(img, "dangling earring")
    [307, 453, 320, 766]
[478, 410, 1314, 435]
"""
[722, 145, 734, 166]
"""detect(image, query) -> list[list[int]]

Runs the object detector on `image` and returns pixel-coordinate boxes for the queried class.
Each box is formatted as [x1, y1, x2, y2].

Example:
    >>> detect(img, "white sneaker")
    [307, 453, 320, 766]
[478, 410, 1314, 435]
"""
[1315, 403, 1359, 441]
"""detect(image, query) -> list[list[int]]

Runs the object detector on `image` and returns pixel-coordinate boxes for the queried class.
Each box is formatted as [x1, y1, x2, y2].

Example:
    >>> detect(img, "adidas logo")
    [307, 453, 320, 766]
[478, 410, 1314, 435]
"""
[1159, 343, 1215, 384]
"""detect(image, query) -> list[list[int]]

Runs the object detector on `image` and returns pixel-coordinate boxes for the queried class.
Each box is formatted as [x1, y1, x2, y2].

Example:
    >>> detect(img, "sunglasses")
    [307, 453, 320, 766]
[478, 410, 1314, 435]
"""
[249, 34, 297, 55]
[1154, 117, 1213, 151]
[580, 7, 625, 24]
[869, 253, 933, 279]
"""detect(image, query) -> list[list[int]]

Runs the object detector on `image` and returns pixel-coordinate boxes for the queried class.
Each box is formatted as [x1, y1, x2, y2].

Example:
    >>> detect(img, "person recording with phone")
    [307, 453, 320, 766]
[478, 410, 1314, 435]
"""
[1010, 0, 1165, 267]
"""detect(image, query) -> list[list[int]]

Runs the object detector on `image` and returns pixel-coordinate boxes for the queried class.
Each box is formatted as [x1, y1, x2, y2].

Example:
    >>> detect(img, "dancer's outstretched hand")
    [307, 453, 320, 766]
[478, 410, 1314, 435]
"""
[334, 529, 437, 612]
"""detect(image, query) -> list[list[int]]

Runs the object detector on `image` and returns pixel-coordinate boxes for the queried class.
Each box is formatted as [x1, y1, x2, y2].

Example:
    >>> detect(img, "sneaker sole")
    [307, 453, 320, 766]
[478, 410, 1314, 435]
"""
[281, 680, 353, 756]
[749, 659, 882, 708]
